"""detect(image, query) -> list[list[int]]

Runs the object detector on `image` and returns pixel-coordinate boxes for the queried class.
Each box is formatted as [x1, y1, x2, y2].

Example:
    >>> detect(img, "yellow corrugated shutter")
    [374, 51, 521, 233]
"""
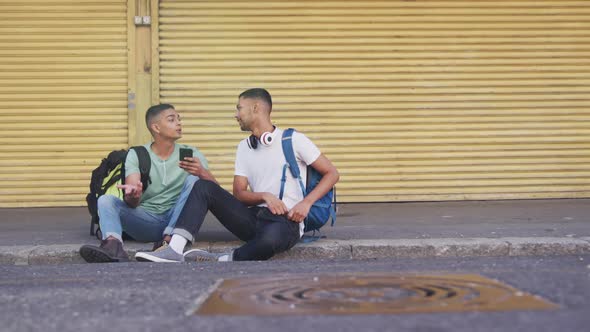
[0, 0, 128, 207]
[158, 0, 590, 202]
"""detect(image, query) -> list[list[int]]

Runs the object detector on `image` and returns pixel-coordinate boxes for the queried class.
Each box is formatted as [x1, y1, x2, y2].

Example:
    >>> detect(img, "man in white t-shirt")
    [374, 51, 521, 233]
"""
[135, 88, 339, 262]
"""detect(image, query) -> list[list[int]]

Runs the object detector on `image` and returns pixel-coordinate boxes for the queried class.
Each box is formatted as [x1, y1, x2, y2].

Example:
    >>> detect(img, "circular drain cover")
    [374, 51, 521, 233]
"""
[193, 273, 556, 315]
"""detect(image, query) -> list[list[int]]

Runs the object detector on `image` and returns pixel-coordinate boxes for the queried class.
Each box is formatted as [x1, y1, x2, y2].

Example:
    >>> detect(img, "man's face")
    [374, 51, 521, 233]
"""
[154, 108, 182, 140]
[235, 97, 255, 132]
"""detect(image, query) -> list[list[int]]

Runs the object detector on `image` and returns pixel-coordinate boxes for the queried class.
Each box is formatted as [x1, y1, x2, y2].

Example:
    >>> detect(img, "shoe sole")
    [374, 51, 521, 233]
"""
[135, 252, 183, 263]
[79, 245, 129, 263]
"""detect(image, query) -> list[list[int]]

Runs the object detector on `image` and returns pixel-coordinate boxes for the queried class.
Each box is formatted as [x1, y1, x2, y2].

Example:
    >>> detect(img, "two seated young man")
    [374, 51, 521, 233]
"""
[81, 88, 339, 263]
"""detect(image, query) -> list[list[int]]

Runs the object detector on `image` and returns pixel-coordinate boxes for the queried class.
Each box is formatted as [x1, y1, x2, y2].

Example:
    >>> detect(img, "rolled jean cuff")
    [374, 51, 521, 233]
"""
[172, 228, 194, 243]
[163, 226, 174, 236]
[104, 232, 123, 243]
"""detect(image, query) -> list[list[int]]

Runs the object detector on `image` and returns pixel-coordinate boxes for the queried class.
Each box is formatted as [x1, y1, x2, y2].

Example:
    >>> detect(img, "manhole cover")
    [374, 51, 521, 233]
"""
[191, 273, 556, 315]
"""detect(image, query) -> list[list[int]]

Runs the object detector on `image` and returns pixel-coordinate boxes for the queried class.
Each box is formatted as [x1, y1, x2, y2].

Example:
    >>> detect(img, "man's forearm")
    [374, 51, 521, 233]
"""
[198, 169, 219, 185]
[235, 190, 267, 206]
[303, 170, 340, 205]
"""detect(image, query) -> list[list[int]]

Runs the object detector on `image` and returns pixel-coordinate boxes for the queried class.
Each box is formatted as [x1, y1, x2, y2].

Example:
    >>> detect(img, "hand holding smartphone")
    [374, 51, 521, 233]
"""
[179, 148, 193, 161]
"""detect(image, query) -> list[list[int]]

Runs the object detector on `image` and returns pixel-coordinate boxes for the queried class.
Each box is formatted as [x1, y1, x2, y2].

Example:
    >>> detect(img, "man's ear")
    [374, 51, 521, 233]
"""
[150, 122, 160, 134]
[252, 101, 258, 113]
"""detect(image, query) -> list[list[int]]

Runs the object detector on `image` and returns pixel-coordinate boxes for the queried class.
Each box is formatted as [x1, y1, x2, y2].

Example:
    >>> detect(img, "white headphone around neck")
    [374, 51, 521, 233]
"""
[247, 130, 274, 149]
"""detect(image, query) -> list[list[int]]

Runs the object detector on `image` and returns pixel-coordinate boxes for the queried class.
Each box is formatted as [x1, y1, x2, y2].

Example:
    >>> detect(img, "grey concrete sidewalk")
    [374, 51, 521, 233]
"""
[1, 199, 590, 265]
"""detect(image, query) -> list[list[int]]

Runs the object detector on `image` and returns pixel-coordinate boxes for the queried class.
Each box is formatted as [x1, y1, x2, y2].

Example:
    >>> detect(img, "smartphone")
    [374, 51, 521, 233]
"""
[179, 148, 193, 161]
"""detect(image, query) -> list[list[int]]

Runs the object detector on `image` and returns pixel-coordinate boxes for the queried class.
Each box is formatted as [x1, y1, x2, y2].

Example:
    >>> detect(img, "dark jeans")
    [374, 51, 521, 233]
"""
[172, 180, 301, 261]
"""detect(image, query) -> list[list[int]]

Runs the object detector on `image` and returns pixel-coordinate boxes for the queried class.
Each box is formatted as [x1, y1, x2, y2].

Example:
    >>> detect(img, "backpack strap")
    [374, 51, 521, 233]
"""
[280, 128, 306, 198]
[130, 145, 151, 192]
[279, 164, 288, 200]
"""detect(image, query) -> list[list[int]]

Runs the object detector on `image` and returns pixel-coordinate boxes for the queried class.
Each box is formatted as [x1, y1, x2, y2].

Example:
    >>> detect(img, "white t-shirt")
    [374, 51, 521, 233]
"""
[235, 127, 321, 236]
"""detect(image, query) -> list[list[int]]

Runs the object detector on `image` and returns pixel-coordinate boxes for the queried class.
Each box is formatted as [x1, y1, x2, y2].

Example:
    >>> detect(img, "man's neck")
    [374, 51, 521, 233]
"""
[150, 139, 176, 160]
[251, 123, 275, 138]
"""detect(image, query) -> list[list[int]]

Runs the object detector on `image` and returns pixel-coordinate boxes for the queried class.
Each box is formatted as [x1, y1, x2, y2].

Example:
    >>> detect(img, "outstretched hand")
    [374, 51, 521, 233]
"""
[117, 181, 143, 200]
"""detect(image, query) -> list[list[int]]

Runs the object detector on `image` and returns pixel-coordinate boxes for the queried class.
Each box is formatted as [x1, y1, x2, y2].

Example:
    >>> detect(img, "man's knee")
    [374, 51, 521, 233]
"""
[191, 179, 218, 195]
[97, 194, 121, 210]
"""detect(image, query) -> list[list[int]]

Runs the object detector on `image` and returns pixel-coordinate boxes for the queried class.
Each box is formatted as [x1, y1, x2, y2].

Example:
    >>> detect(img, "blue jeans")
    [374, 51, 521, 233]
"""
[98, 175, 198, 242]
[172, 180, 301, 261]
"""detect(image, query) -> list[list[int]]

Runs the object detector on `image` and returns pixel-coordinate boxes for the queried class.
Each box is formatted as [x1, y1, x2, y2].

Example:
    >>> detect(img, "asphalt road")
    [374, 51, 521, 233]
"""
[2, 255, 589, 332]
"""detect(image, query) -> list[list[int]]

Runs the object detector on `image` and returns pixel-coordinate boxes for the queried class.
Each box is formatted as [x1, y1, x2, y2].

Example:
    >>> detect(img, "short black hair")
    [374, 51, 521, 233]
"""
[239, 88, 272, 109]
[145, 104, 175, 128]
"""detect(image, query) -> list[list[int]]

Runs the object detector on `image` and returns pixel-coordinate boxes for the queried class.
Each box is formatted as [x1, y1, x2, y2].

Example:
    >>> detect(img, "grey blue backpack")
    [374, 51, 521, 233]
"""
[279, 128, 336, 240]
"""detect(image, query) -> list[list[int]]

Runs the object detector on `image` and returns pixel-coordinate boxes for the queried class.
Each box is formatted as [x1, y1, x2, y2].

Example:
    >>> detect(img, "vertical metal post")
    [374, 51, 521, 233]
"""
[127, 0, 153, 146]
[151, 0, 160, 106]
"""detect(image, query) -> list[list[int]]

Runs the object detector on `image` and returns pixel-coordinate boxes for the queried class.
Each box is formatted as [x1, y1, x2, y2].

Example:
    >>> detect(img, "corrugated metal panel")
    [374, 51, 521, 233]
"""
[0, 0, 128, 207]
[158, 0, 590, 202]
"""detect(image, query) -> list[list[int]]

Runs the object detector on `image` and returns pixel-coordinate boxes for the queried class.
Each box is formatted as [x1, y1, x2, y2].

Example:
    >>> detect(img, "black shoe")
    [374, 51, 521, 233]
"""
[80, 239, 130, 263]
